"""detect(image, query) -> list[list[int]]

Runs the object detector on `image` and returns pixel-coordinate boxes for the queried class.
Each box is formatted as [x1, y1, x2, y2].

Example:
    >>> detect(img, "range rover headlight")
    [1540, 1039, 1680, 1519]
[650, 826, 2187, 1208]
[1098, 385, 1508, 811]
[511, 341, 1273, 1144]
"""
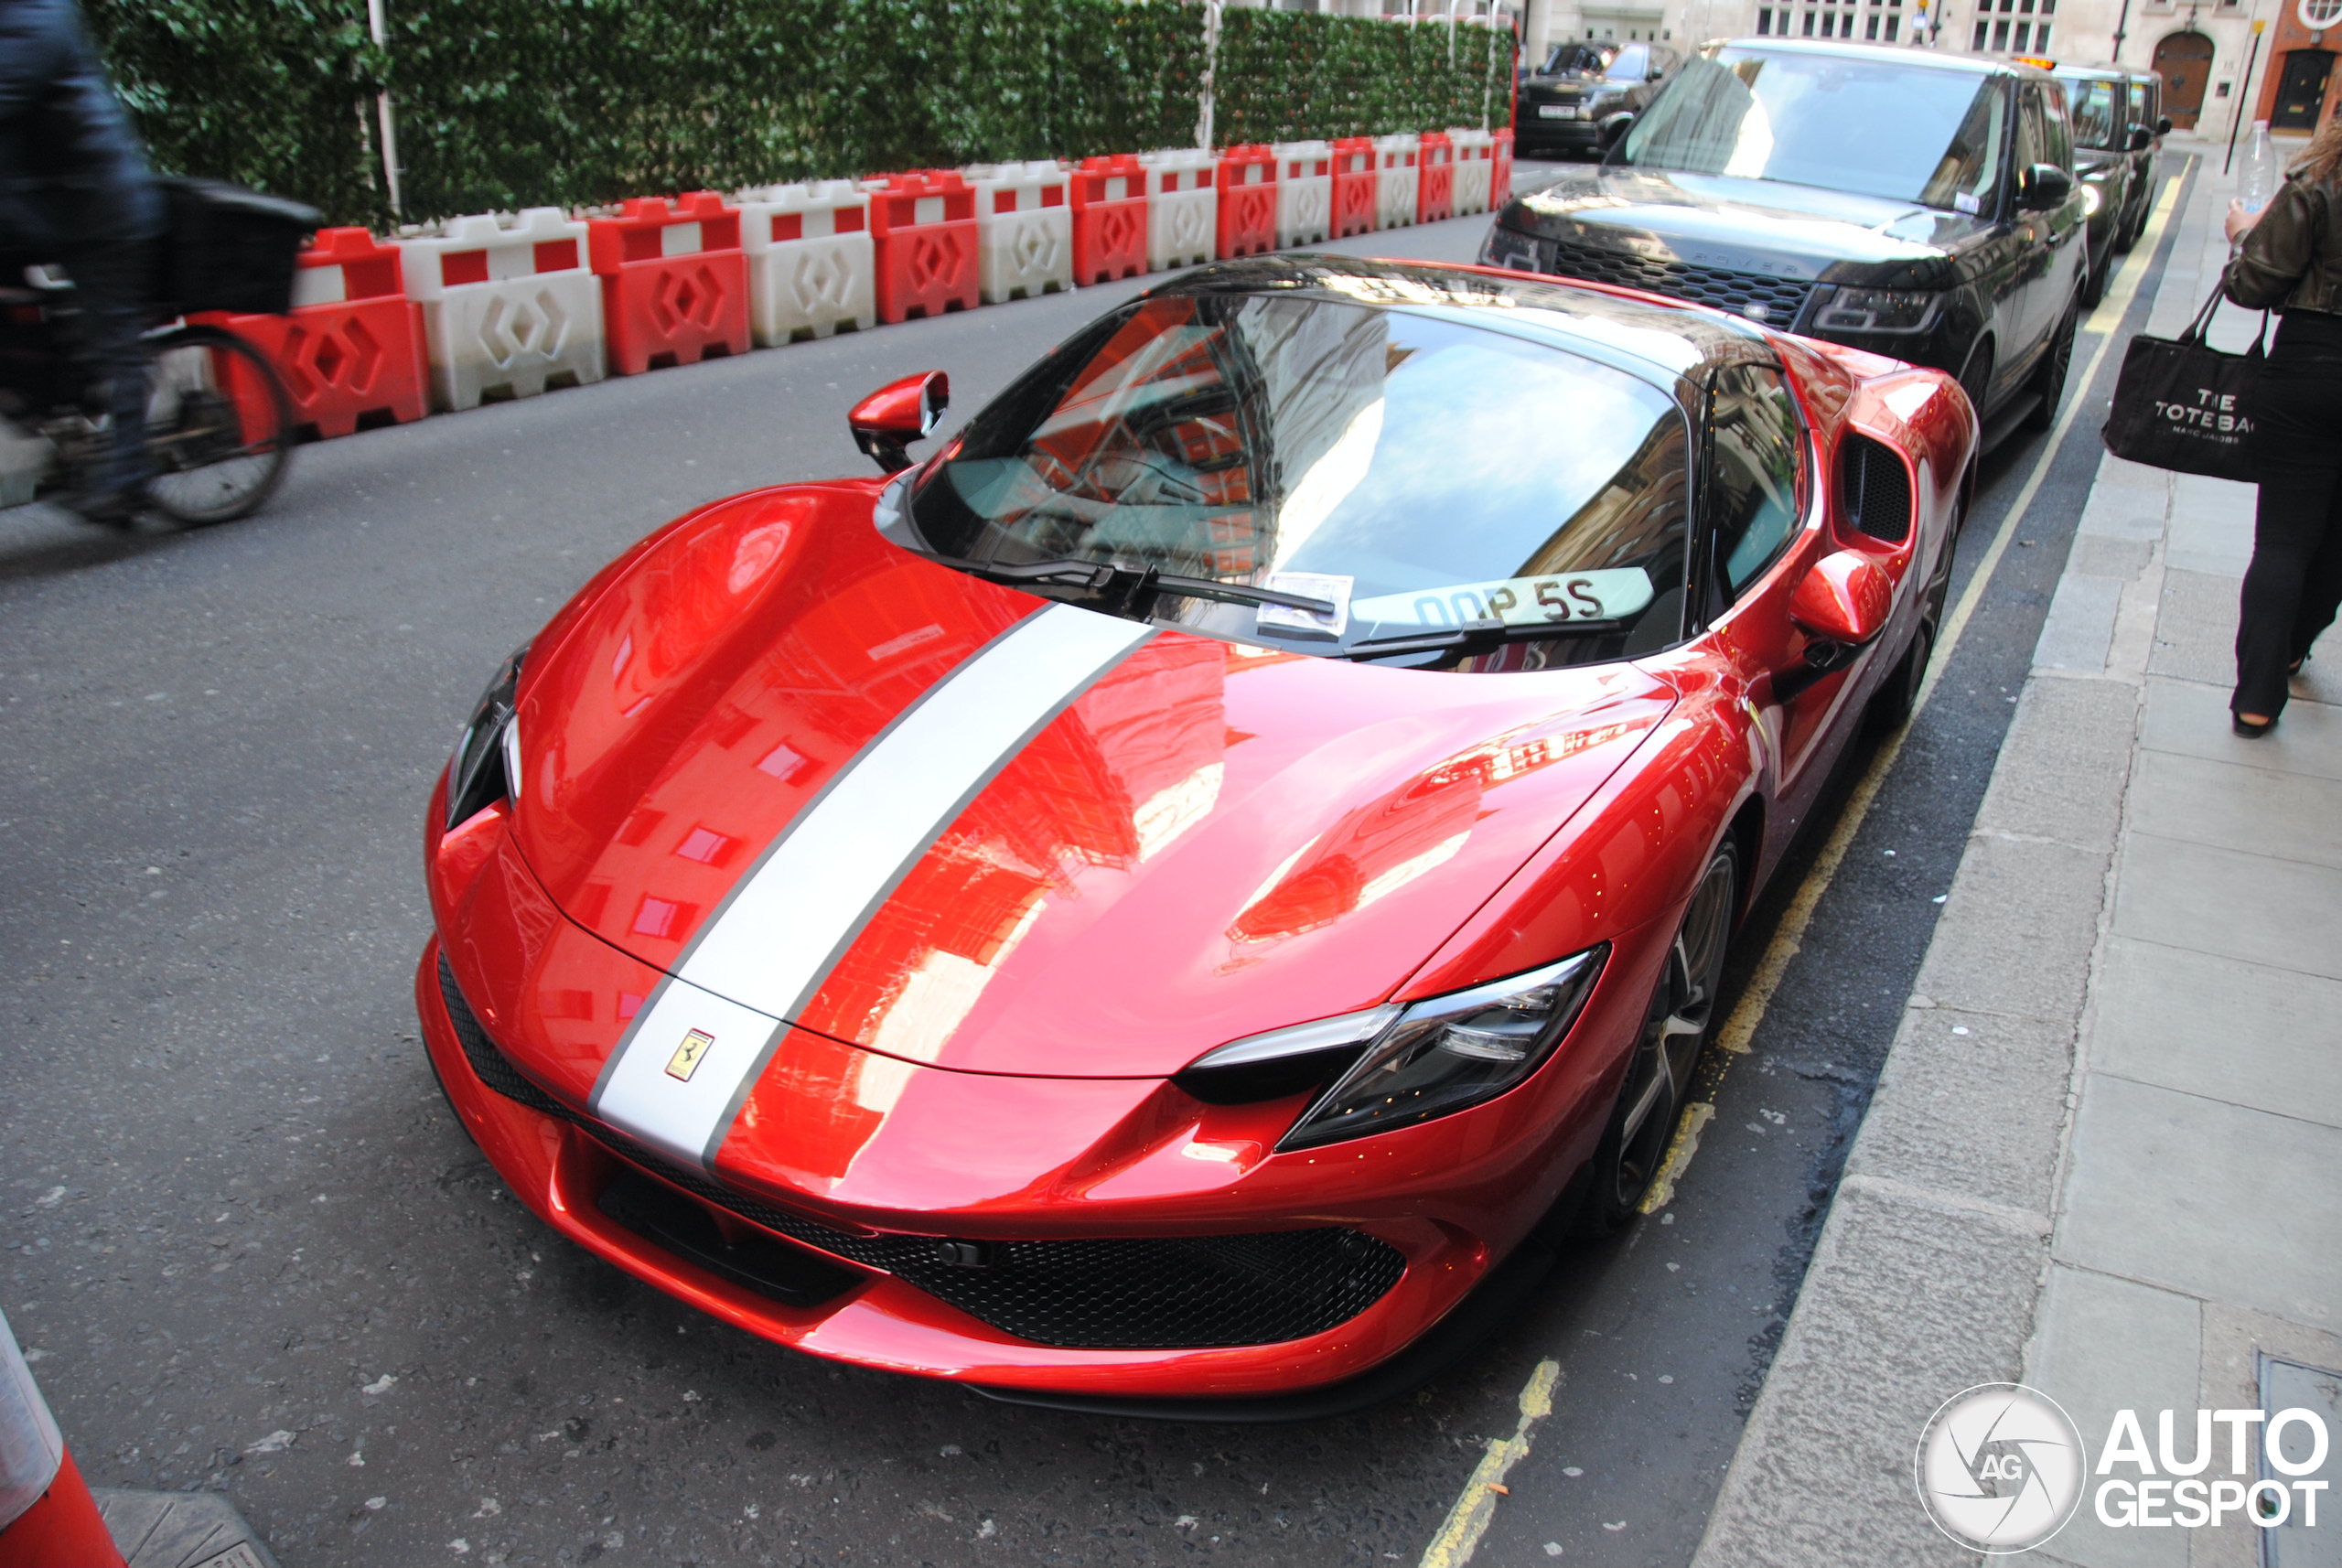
[1812, 285, 1947, 335]
[2081, 181, 2105, 216]
[445, 642, 528, 830]
[1177, 947, 1608, 1151]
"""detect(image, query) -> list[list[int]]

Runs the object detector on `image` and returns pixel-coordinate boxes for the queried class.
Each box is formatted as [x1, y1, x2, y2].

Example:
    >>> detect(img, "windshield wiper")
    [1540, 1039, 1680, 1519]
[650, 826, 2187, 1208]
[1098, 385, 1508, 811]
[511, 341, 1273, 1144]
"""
[1338, 618, 1623, 660]
[926, 554, 1334, 618]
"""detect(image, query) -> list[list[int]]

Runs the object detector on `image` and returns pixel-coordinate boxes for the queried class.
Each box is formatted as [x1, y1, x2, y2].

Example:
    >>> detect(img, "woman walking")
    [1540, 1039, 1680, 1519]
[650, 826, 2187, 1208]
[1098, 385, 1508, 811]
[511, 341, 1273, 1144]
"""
[2225, 112, 2342, 736]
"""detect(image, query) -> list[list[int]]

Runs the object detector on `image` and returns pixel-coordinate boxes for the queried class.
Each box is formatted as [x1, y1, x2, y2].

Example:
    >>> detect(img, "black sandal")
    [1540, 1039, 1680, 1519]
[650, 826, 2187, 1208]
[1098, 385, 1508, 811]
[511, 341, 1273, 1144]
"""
[2234, 712, 2277, 738]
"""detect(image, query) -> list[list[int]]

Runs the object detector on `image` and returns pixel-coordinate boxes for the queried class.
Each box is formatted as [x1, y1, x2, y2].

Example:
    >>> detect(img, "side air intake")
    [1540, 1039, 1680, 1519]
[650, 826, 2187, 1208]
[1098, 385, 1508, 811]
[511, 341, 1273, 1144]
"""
[1841, 433, 1912, 542]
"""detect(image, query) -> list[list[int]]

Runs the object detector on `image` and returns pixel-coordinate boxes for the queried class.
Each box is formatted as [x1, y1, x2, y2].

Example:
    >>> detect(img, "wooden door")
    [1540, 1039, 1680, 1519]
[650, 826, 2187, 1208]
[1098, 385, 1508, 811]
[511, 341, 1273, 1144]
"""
[2272, 50, 2336, 132]
[2152, 32, 2215, 129]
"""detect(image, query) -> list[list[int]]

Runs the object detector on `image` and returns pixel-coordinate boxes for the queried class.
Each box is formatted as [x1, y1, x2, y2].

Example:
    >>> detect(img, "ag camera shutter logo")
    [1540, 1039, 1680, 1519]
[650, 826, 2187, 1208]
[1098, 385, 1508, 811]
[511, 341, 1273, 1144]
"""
[1915, 1383, 2089, 1552]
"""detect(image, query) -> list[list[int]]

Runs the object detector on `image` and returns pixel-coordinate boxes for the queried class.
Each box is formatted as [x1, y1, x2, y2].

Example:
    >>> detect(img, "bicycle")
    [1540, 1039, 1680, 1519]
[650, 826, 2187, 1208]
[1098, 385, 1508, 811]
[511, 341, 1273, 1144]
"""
[1, 267, 298, 527]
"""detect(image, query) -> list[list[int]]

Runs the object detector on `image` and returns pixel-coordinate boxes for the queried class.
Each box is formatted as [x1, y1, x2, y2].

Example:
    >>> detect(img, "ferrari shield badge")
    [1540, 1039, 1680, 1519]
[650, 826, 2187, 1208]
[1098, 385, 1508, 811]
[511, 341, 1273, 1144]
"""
[665, 1028, 714, 1082]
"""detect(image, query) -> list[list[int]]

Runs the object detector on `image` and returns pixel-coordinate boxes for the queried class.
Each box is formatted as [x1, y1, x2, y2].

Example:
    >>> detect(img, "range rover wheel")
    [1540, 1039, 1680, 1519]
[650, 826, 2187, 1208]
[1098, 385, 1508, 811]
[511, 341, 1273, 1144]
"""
[2021, 296, 2079, 433]
[1575, 842, 1737, 1236]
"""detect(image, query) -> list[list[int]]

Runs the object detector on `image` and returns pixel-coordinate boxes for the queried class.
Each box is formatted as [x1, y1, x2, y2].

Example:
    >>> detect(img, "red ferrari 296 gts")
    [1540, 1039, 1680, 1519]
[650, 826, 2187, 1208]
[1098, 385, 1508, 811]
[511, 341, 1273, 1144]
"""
[417, 256, 1974, 1415]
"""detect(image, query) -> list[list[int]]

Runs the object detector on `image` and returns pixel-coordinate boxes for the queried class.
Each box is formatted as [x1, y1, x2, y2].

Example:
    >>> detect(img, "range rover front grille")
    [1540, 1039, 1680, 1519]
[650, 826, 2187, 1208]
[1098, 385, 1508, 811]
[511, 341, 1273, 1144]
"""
[1535, 232, 1818, 326]
[433, 954, 1408, 1348]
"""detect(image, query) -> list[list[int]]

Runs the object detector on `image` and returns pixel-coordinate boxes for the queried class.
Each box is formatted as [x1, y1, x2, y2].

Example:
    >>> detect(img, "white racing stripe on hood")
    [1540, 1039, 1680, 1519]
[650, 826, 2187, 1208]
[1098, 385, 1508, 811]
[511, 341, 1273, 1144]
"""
[588, 602, 1157, 1168]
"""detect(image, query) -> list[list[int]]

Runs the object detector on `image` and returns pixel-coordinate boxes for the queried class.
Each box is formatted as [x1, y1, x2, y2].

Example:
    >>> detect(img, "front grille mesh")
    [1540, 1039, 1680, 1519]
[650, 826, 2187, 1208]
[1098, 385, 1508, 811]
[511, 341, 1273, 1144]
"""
[1535, 233, 1817, 326]
[1841, 434, 1913, 542]
[433, 954, 1407, 1348]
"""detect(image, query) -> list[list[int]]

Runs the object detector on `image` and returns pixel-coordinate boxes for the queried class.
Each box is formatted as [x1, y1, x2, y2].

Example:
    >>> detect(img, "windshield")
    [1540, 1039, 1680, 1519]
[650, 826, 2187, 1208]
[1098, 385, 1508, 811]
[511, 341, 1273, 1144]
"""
[2057, 74, 2120, 148]
[1542, 42, 1617, 75]
[1617, 48, 2010, 213]
[907, 295, 1692, 672]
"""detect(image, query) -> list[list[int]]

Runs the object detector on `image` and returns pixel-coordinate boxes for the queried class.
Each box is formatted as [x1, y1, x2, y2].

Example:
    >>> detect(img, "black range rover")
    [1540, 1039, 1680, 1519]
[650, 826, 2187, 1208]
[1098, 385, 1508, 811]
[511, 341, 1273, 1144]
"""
[1514, 40, 1681, 157]
[1482, 39, 2090, 445]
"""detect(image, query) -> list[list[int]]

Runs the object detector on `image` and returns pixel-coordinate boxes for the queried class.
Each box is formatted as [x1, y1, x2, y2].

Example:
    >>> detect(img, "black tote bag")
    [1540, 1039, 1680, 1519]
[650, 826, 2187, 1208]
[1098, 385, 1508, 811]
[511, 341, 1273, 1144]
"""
[2101, 286, 2270, 482]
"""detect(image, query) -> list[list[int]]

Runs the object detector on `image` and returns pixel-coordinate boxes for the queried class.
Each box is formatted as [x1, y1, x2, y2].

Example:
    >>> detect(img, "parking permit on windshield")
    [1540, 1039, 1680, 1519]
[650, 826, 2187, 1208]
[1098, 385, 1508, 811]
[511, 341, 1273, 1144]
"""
[1257, 573, 1354, 639]
[1353, 568, 1654, 632]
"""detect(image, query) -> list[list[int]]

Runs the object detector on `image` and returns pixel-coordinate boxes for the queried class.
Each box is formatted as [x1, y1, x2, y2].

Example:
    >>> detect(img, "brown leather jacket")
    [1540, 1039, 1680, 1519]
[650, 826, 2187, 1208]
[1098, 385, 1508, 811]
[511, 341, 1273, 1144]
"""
[2226, 169, 2342, 315]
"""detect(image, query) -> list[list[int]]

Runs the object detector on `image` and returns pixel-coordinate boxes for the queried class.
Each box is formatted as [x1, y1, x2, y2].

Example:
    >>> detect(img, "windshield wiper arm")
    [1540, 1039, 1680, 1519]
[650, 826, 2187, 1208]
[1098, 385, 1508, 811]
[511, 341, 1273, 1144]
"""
[927, 555, 1335, 618]
[1338, 618, 1623, 660]
[1150, 574, 1335, 616]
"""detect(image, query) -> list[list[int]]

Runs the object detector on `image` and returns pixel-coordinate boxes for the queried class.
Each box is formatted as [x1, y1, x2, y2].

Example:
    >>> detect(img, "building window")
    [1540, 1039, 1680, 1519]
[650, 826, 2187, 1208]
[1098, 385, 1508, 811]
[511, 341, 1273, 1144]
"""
[1886, 12, 1901, 34]
[1804, 8, 1817, 31]
[1974, 17, 1990, 44]
[2036, 23, 2049, 45]
[1756, 5, 1771, 28]
[2013, 19, 2030, 45]
[1866, 12, 1879, 34]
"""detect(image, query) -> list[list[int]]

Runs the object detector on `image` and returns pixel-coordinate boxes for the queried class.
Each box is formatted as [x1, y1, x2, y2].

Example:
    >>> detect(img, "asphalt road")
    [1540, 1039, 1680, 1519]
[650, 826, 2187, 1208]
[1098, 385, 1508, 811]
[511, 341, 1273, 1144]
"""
[0, 158, 2189, 1568]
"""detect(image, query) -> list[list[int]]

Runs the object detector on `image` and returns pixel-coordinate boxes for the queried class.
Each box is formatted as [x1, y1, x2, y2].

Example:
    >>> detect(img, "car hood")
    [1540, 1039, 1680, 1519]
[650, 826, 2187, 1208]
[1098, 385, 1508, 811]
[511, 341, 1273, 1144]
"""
[506, 482, 1674, 1080]
[1507, 167, 1995, 283]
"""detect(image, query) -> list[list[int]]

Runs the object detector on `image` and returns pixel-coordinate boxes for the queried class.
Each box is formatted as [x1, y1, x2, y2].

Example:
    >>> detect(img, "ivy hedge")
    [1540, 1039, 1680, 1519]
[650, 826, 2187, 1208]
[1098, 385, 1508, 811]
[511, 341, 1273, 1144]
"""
[87, 0, 1512, 229]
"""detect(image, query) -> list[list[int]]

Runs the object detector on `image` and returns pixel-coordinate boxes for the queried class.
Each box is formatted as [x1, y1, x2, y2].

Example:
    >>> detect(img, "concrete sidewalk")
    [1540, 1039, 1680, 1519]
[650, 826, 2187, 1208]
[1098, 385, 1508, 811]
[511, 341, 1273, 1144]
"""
[1691, 141, 2342, 1564]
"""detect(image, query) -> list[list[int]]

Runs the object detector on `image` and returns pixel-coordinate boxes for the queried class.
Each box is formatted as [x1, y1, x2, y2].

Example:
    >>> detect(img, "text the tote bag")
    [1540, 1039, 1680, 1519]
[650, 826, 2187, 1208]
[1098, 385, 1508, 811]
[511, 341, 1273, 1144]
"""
[2101, 286, 2269, 482]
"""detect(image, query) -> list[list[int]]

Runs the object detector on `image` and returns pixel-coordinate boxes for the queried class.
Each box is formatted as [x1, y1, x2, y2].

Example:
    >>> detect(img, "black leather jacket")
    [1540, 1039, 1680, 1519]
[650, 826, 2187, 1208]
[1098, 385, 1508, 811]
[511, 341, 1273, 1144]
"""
[0, 0, 161, 255]
[2226, 168, 2342, 317]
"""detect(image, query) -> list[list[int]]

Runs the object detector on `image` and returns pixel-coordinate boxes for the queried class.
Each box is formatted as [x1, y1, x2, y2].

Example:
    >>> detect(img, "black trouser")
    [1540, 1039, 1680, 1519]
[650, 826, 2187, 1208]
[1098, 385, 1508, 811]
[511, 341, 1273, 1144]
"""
[2235, 312, 2342, 719]
[56, 240, 153, 502]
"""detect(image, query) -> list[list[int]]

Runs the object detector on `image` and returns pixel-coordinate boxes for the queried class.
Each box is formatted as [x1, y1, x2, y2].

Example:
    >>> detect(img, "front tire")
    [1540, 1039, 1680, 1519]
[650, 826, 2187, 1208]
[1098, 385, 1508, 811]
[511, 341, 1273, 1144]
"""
[140, 324, 295, 526]
[1576, 842, 1737, 1236]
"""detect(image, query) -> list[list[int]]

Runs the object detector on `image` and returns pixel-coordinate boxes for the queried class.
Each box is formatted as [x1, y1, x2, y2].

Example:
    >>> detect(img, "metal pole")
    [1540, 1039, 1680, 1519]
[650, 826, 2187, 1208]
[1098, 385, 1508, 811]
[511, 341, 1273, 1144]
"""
[2225, 16, 2265, 174]
[366, 0, 402, 218]
[1198, 0, 1220, 152]
[2111, 0, 2133, 61]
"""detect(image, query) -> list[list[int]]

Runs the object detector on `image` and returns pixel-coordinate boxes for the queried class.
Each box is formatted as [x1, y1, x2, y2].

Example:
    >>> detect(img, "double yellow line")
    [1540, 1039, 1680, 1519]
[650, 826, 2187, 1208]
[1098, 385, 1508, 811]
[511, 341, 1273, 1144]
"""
[1415, 167, 2187, 1568]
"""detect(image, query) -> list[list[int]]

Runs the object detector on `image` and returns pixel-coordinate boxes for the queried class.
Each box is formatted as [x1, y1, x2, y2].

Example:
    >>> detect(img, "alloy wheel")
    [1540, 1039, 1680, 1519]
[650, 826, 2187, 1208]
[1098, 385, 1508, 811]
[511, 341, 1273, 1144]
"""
[1605, 846, 1737, 1219]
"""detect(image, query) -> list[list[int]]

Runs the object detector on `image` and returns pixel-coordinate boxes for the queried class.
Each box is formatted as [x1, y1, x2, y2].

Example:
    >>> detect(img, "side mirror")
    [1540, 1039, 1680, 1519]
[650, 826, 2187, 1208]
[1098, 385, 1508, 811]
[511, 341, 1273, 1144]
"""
[2157, 114, 2173, 136]
[848, 371, 950, 473]
[2127, 124, 2154, 153]
[1598, 111, 1637, 149]
[2017, 162, 2074, 210]
[1789, 550, 1893, 648]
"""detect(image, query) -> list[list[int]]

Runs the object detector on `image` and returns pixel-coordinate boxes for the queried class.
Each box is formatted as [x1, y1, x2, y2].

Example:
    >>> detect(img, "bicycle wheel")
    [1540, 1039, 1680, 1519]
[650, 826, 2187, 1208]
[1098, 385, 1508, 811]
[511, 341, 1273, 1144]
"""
[140, 323, 295, 526]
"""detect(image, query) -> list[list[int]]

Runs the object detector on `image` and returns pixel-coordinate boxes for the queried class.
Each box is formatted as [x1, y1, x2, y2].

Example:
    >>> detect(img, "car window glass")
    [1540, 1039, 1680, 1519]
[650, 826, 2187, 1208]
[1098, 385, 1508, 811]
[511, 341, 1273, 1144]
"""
[1612, 45, 1650, 81]
[2061, 78, 2119, 148]
[1705, 364, 1803, 602]
[2042, 85, 2075, 167]
[909, 295, 1693, 670]
[1621, 48, 2011, 213]
[2015, 84, 2048, 173]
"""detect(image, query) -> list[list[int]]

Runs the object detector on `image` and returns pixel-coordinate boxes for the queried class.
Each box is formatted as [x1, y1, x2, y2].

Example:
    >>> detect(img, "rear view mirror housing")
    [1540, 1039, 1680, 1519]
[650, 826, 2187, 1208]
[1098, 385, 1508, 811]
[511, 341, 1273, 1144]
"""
[2017, 163, 2075, 210]
[1598, 111, 1637, 150]
[1789, 550, 1893, 648]
[2157, 114, 2173, 136]
[848, 371, 950, 473]
[2127, 124, 2154, 153]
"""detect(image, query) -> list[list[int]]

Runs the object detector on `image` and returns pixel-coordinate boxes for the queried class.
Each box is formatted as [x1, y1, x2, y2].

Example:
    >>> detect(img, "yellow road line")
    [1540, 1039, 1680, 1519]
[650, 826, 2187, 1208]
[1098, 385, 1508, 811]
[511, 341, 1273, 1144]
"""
[1415, 167, 2191, 1568]
[1416, 1361, 1562, 1568]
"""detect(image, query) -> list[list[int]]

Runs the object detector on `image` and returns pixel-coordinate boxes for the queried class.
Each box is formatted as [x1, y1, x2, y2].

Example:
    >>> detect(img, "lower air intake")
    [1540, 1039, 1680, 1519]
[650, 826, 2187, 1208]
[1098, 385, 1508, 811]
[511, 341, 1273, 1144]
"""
[1841, 434, 1913, 542]
[434, 954, 1409, 1348]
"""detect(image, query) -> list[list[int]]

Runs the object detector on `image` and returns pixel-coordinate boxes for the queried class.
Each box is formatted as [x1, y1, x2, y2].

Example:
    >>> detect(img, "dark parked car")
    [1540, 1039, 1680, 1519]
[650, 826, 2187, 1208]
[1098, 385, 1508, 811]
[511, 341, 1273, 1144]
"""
[1514, 40, 1681, 158]
[2047, 60, 2168, 304]
[1482, 40, 2090, 446]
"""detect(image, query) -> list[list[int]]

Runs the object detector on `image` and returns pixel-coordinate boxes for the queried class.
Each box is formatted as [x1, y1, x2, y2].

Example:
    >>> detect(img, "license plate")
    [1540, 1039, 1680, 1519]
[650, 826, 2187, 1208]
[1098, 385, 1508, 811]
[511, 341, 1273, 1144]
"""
[1538, 104, 1580, 120]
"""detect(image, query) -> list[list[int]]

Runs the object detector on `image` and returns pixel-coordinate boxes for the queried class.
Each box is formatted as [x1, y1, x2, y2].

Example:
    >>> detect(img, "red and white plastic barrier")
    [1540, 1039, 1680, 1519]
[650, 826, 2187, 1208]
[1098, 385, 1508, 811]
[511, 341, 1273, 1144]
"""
[1069, 156, 1149, 285]
[1330, 138, 1377, 238]
[1373, 134, 1421, 231]
[1215, 145, 1277, 260]
[398, 208, 604, 412]
[1448, 128, 1495, 217]
[964, 161, 1073, 304]
[0, 1308, 125, 1567]
[1138, 149, 1218, 272]
[736, 181, 876, 345]
[586, 192, 750, 375]
[1416, 132, 1456, 225]
[1272, 140, 1333, 248]
[197, 226, 427, 439]
[867, 172, 980, 323]
[1492, 128, 1516, 208]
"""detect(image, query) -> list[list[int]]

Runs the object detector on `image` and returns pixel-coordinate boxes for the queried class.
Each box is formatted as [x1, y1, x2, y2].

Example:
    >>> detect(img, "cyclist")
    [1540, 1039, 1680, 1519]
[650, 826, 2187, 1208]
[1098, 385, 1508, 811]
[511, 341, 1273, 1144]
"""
[1, 0, 163, 524]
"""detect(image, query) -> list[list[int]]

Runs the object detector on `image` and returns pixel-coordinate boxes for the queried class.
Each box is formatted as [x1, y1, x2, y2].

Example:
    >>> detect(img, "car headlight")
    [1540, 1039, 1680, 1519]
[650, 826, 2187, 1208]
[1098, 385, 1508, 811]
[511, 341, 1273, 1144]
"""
[1177, 946, 1608, 1151]
[1812, 285, 1947, 335]
[445, 642, 528, 830]
[2081, 182, 2104, 217]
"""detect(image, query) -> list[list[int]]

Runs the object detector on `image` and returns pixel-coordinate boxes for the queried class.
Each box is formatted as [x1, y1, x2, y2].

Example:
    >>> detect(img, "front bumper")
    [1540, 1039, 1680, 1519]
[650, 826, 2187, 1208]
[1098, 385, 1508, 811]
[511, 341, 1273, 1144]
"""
[415, 929, 1625, 1400]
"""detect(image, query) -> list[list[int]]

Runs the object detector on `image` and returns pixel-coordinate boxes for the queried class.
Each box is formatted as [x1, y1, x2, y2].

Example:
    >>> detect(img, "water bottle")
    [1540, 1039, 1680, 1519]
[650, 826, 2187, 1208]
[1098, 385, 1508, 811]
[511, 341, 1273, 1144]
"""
[2240, 121, 2278, 214]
